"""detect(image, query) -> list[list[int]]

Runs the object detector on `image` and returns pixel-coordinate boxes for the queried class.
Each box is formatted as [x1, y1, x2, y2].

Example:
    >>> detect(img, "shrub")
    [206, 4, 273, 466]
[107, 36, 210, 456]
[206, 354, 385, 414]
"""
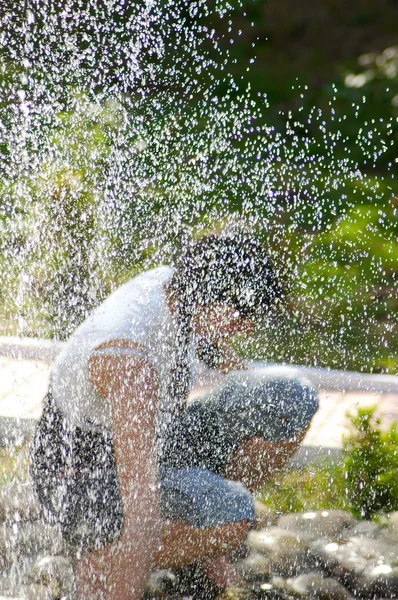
[259, 406, 398, 520]
[342, 406, 398, 519]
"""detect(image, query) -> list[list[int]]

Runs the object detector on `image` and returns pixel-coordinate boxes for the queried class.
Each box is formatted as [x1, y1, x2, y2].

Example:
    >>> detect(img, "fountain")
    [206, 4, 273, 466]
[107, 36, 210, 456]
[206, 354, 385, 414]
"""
[0, 1, 397, 598]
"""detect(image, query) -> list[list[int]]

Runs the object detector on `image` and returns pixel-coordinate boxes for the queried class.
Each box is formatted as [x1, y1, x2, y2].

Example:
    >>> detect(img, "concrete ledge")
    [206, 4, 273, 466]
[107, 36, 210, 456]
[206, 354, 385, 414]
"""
[0, 338, 396, 463]
[0, 414, 343, 471]
[0, 338, 397, 394]
[0, 337, 64, 364]
[250, 361, 398, 394]
[0, 417, 37, 446]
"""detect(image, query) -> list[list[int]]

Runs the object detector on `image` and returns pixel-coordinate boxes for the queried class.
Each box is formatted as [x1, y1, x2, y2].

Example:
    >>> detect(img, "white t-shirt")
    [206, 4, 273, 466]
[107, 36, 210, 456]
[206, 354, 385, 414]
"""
[51, 266, 198, 451]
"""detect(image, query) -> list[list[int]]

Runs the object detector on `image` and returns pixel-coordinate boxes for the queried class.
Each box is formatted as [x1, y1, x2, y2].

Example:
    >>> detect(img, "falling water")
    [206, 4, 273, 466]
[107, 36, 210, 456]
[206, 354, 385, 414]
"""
[0, 1, 397, 597]
[0, 0, 395, 369]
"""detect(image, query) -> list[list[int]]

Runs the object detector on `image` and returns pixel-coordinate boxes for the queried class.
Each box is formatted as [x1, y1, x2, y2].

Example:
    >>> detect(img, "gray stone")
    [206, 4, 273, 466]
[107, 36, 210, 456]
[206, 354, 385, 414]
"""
[2, 556, 39, 594]
[28, 555, 75, 597]
[272, 572, 354, 599]
[15, 584, 52, 600]
[379, 511, 398, 544]
[215, 587, 254, 600]
[277, 510, 356, 541]
[246, 527, 316, 576]
[342, 519, 380, 540]
[0, 571, 20, 596]
[0, 521, 66, 570]
[233, 553, 271, 582]
[0, 483, 42, 524]
[311, 536, 398, 597]
[253, 501, 278, 530]
[145, 569, 177, 597]
[285, 572, 354, 599]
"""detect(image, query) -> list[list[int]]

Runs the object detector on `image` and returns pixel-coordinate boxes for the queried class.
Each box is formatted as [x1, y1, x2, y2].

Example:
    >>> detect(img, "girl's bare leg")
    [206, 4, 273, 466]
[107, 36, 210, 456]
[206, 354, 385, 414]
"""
[224, 434, 306, 493]
[155, 519, 250, 568]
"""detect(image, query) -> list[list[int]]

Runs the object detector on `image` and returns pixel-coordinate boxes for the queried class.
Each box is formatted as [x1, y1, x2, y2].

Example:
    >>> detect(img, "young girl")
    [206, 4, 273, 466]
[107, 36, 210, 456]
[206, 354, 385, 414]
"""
[31, 233, 318, 599]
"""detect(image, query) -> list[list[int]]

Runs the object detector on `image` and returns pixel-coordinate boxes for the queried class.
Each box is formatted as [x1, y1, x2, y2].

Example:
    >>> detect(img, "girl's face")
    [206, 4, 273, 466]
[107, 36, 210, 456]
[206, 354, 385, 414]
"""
[192, 303, 255, 341]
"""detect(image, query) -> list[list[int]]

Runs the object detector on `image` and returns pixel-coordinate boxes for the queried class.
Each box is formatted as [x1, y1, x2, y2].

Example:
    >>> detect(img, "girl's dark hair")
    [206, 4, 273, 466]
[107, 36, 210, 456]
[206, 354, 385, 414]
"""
[170, 233, 283, 318]
[166, 233, 283, 423]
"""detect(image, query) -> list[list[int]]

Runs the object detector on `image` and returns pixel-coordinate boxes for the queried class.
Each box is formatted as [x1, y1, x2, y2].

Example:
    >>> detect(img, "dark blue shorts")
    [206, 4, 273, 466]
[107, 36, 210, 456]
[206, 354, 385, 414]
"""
[159, 365, 318, 528]
[32, 366, 318, 549]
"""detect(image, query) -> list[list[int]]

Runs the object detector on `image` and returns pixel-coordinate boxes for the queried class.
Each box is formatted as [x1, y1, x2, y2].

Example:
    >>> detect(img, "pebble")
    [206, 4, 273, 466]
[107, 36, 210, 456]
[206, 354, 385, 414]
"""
[29, 555, 75, 597]
[0, 483, 42, 524]
[246, 526, 316, 575]
[272, 572, 355, 599]
[233, 553, 271, 582]
[15, 583, 53, 599]
[342, 519, 380, 539]
[277, 510, 356, 541]
[253, 500, 277, 530]
[215, 587, 254, 600]
[145, 569, 178, 598]
[0, 483, 396, 600]
[379, 511, 398, 544]
[312, 536, 398, 597]
[0, 520, 66, 569]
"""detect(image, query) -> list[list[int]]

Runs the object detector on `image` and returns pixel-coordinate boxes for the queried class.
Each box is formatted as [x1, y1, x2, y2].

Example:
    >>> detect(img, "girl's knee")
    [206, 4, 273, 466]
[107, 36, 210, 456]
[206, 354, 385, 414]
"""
[289, 377, 319, 430]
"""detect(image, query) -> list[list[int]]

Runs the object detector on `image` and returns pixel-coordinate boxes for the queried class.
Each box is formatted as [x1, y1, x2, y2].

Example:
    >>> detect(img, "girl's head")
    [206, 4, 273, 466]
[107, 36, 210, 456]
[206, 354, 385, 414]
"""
[170, 232, 283, 320]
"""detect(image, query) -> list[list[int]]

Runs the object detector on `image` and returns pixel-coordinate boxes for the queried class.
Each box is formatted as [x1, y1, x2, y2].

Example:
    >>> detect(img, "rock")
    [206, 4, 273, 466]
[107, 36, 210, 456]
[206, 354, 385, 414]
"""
[342, 519, 380, 540]
[233, 553, 271, 582]
[28, 555, 75, 598]
[0, 483, 42, 524]
[379, 511, 398, 544]
[215, 587, 254, 600]
[2, 556, 39, 594]
[0, 521, 66, 570]
[0, 571, 20, 596]
[312, 536, 398, 597]
[145, 569, 178, 598]
[284, 572, 354, 599]
[253, 501, 277, 530]
[277, 510, 356, 541]
[360, 564, 398, 598]
[15, 583, 52, 599]
[246, 527, 316, 576]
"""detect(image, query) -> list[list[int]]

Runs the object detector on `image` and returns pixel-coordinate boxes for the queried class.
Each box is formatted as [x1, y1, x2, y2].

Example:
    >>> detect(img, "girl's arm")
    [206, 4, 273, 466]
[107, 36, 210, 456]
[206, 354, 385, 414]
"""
[84, 339, 161, 600]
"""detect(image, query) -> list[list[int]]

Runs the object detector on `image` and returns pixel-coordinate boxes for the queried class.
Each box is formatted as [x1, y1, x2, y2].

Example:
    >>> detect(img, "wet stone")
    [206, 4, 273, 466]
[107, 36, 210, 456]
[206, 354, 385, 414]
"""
[1, 497, 398, 600]
[15, 583, 53, 600]
[0, 572, 20, 596]
[342, 519, 380, 540]
[311, 536, 398, 597]
[145, 569, 178, 598]
[246, 527, 317, 576]
[277, 510, 356, 542]
[215, 586, 255, 600]
[0, 483, 42, 524]
[233, 553, 271, 582]
[272, 572, 355, 600]
[253, 501, 278, 530]
[379, 512, 398, 544]
[28, 555, 75, 598]
[3, 556, 39, 594]
[0, 520, 66, 569]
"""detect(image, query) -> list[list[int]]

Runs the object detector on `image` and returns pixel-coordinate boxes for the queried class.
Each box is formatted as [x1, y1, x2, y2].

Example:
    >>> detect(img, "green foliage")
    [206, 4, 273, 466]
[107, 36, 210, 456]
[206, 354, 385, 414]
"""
[259, 462, 349, 515]
[0, 2, 397, 375]
[0, 95, 130, 339]
[342, 406, 398, 519]
[0, 442, 29, 486]
[260, 407, 398, 520]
